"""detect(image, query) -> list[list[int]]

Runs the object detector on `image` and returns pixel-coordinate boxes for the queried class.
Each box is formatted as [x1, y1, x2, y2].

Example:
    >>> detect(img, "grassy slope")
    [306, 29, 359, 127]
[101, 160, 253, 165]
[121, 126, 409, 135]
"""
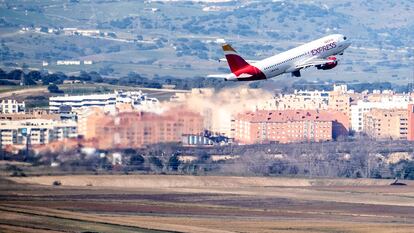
[1, 1, 413, 83]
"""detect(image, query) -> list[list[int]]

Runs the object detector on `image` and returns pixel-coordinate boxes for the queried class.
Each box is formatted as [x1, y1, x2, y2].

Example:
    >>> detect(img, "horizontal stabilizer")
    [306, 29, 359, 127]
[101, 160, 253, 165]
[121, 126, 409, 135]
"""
[207, 74, 229, 78]
[238, 73, 253, 78]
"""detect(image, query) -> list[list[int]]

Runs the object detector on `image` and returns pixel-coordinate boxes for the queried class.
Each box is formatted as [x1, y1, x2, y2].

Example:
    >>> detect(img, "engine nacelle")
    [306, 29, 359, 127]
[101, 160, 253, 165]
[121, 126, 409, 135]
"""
[316, 56, 337, 70]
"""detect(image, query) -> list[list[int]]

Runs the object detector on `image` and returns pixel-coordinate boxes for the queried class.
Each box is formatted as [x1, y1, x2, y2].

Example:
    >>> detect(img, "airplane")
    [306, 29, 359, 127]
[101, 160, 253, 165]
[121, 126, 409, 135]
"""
[208, 34, 351, 81]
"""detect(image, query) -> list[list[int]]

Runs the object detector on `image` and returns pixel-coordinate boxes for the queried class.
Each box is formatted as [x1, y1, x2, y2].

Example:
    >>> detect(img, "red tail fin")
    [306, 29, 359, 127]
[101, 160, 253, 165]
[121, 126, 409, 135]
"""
[222, 44, 249, 73]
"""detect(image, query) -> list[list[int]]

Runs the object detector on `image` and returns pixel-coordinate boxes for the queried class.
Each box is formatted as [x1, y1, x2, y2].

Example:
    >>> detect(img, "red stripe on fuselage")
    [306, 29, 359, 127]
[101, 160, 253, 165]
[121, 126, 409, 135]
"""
[234, 65, 266, 81]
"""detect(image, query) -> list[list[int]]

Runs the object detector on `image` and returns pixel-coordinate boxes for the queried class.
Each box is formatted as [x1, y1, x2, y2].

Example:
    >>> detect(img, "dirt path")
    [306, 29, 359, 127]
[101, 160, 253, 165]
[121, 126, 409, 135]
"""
[0, 87, 47, 99]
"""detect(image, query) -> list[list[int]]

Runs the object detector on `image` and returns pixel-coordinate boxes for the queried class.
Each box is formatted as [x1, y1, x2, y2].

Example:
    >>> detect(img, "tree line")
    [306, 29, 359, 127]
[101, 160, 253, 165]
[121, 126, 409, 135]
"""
[0, 68, 235, 90]
[2, 139, 414, 180]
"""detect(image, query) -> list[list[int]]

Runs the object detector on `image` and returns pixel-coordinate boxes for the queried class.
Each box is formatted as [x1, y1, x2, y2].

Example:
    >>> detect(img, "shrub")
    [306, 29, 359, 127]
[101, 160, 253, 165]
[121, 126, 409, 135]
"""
[53, 180, 62, 186]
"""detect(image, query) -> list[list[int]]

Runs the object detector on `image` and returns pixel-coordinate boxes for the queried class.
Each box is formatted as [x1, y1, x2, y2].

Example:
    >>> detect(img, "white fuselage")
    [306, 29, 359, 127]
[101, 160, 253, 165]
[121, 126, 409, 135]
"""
[255, 34, 351, 79]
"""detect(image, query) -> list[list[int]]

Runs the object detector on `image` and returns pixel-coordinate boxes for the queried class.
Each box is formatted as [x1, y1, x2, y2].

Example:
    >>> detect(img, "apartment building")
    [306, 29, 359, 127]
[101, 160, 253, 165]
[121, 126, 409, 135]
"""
[49, 91, 159, 113]
[49, 93, 117, 112]
[0, 109, 60, 121]
[0, 99, 25, 114]
[0, 119, 77, 148]
[328, 92, 351, 116]
[234, 110, 338, 144]
[82, 107, 203, 149]
[350, 97, 412, 132]
[364, 109, 408, 140]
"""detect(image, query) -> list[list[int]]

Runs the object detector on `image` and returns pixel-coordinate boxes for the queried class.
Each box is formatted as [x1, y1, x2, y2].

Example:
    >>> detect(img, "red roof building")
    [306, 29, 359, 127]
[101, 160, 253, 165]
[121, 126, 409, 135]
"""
[85, 107, 203, 149]
[234, 109, 348, 144]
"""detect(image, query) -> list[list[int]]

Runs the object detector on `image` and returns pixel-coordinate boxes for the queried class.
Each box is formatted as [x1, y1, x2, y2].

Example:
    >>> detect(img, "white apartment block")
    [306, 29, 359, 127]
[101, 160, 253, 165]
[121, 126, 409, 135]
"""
[333, 84, 348, 93]
[49, 91, 160, 113]
[0, 100, 25, 114]
[49, 93, 117, 112]
[350, 96, 413, 132]
[0, 119, 77, 148]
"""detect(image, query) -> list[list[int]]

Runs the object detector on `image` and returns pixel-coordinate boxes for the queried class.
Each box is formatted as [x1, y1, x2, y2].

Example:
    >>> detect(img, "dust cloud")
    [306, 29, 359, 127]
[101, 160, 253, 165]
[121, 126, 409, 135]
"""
[162, 87, 273, 135]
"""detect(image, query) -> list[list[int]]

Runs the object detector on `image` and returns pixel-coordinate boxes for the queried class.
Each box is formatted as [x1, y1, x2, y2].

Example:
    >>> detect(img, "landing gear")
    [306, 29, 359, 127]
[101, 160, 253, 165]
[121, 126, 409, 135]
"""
[291, 70, 301, 77]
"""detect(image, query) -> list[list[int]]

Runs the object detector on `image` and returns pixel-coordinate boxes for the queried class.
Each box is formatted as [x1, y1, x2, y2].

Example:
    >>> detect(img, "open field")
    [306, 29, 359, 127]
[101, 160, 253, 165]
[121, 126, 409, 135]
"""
[1, 175, 414, 232]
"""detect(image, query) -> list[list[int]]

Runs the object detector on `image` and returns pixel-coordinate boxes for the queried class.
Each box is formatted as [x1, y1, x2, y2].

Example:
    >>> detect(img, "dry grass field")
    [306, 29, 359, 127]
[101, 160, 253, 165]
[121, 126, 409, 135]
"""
[1, 175, 414, 233]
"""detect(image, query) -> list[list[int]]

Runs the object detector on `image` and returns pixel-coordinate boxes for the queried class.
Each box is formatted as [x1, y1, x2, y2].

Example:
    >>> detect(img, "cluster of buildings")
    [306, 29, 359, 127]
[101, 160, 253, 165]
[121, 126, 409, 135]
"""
[255, 84, 414, 142]
[171, 84, 414, 144]
[1, 84, 414, 153]
[49, 90, 160, 113]
[170, 86, 349, 144]
[78, 107, 203, 149]
[0, 90, 202, 152]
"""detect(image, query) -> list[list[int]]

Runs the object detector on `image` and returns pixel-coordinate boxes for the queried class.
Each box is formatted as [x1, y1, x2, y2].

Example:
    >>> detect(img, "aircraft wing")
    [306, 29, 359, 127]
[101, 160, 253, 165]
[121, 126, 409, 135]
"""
[294, 57, 338, 69]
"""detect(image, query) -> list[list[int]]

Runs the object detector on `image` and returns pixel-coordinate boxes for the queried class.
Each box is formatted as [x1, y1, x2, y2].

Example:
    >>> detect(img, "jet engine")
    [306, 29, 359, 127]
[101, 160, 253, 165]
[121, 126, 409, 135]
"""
[316, 56, 337, 70]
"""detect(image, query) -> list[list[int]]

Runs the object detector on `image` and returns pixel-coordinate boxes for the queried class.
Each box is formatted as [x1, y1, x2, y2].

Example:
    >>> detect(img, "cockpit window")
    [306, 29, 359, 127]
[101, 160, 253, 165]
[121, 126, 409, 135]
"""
[343, 36, 347, 40]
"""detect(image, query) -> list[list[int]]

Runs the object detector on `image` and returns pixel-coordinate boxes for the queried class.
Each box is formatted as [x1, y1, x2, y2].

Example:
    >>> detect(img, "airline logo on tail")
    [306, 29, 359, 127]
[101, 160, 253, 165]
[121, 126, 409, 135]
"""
[222, 44, 266, 81]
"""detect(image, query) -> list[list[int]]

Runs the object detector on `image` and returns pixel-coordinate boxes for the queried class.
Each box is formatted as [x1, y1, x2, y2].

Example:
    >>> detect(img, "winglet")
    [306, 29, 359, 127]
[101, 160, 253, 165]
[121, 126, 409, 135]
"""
[222, 44, 237, 53]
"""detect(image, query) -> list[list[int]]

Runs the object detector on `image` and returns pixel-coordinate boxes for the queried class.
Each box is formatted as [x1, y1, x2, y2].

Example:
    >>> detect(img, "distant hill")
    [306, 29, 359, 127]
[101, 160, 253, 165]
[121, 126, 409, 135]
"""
[0, 0, 413, 84]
